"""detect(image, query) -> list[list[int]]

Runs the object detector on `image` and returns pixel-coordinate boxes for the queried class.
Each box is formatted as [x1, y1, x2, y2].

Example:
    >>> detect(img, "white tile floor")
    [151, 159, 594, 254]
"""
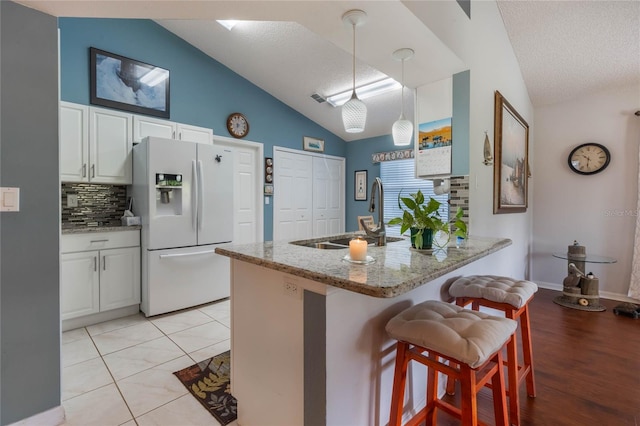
[61, 299, 236, 426]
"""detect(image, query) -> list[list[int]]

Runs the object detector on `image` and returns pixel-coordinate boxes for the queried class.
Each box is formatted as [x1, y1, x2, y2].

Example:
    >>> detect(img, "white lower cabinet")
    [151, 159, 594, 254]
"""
[61, 231, 140, 321]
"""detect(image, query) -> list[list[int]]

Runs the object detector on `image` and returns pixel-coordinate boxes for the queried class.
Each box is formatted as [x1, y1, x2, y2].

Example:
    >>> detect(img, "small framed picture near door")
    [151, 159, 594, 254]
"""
[355, 170, 367, 201]
[303, 136, 324, 153]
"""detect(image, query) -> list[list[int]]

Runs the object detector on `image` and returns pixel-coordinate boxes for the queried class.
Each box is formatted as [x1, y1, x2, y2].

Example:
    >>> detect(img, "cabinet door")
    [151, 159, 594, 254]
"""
[61, 251, 100, 320]
[60, 102, 89, 182]
[89, 107, 133, 184]
[133, 115, 176, 143]
[100, 247, 141, 311]
[177, 123, 212, 145]
[273, 150, 313, 241]
[312, 156, 345, 236]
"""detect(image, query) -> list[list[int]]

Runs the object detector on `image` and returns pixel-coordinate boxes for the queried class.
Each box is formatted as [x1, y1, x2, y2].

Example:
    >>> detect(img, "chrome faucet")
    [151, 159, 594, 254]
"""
[359, 177, 386, 246]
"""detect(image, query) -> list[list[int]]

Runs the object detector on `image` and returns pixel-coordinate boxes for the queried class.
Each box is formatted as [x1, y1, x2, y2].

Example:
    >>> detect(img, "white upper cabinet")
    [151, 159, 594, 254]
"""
[133, 115, 176, 142]
[133, 115, 213, 145]
[89, 107, 133, 184]
[60, 103, 133, 184]
[177, 123, 213, 145]
[61, 102, 213, 183]
[60, 102, 89, 182]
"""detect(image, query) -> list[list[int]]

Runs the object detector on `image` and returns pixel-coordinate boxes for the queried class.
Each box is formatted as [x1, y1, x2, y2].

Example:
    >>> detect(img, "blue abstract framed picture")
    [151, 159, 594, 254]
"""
[90, 47, 170, 118]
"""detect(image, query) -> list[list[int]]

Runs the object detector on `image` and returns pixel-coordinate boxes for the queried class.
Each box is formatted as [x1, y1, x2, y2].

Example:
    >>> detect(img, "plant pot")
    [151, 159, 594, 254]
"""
[410, 227, 433, 250]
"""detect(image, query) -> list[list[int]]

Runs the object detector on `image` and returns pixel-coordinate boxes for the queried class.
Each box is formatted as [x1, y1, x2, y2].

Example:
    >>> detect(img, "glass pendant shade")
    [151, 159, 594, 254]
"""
[341, 10, 368, 134]
[392, 113, 413, 146]
[342, 91, 367, 133]
[392, 48, 414, 146]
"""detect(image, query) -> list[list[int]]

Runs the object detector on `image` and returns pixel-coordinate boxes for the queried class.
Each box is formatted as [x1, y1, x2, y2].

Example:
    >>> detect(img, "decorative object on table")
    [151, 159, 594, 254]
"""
[493, 90, 529, 214]
[302, 136, 324, 153]
[226, 112, 249, 138]
[567, 142, 611, 175]
[264, 157, 273, 183]
[354, 170, 368, 201]
[553, 241, 606, 311]
[173, 351, 237, 425]
[612, 302, 640, 318]
[341, 9, 368, 133]
[388, 189, 447, 250]
[90, 47, 170, 118]
[349, 236, 368, 261]
[482, 131, 493, 165]
[391, 48, 414, 146]
[451, 207, 468, 248]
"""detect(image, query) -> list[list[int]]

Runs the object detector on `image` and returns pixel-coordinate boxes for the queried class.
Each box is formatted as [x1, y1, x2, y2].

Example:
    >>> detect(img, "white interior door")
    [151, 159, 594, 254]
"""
[313, 156, 345, 236]
[273, 148, 313, 241]
[213, 136, 264, 244]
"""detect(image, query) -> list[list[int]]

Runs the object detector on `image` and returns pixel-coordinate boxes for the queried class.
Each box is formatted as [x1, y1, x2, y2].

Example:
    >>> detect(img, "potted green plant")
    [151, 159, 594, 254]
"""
[451, 207, 468, 247]
[388, 190, 448, 250]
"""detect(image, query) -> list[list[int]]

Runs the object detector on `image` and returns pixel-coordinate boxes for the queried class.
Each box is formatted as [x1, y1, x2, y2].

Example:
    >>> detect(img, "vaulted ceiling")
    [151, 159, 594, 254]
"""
[18, 1, 640, 141]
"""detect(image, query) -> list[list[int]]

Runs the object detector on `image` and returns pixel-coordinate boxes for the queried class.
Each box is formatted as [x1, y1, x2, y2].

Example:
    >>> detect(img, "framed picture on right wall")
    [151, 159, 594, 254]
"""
[493, 90, 529, 214]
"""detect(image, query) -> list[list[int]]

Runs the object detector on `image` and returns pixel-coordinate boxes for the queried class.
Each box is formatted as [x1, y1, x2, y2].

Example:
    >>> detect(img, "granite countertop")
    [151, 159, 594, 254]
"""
[215, 233, 512, 298]
[61, 225, 142, 234]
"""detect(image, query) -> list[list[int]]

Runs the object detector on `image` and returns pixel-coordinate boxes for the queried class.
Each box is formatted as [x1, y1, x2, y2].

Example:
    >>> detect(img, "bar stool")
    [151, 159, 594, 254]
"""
[448, 275, 538, 426]
[386, 300, 517, 426]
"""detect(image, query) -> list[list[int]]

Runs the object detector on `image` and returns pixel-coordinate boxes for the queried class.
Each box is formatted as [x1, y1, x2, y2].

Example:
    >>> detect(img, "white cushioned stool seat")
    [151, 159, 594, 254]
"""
[385, 300, 517, 369]
[449, 275, 538, 308]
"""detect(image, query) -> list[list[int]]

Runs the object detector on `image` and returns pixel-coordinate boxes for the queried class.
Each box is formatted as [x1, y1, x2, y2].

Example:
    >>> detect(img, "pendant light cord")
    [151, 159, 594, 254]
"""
[400, 58, 405, 116]
[352, 22, 356, 95]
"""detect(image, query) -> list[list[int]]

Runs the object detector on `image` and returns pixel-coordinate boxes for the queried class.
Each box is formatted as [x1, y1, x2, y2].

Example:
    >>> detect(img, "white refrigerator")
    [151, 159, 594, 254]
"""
[133, 136, 233, 316]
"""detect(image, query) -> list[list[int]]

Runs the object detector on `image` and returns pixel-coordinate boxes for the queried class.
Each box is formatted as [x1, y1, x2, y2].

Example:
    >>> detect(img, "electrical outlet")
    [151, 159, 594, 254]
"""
[67, 193, 78, 208]
[283, 280, 299, 298]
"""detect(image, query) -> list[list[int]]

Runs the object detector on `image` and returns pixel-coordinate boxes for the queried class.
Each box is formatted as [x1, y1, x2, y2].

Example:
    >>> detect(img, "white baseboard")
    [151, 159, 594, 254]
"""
[9, 405, 65, 426]
[536, 281, 638, 304]
[62, 304, 140, 332]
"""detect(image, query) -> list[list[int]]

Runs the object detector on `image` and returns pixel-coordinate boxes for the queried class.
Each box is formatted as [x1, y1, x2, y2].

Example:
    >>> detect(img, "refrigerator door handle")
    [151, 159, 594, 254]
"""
[192, 160, 198, 231]
[159, 249, 217, 259]
[197, 160, 204, 231]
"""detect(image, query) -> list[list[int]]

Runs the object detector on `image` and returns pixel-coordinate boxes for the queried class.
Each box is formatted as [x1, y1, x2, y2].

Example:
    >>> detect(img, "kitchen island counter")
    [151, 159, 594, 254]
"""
[215, 234, 513, 426]
[215, 234, 511, 297]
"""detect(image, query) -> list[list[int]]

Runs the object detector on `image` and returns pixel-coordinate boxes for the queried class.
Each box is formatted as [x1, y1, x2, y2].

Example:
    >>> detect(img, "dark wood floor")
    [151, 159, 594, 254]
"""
[437, 288, 640, 425]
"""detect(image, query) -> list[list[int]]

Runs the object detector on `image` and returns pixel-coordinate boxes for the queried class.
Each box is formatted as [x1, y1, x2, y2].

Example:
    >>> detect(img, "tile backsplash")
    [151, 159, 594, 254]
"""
[61, 183, 127, 228]
[449, 175, 469, 232]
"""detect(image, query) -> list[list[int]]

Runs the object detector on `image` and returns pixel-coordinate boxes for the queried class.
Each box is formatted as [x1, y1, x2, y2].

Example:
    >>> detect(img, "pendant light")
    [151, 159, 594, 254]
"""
[392, 48, 414, 146]
[341, 10, 368, 133]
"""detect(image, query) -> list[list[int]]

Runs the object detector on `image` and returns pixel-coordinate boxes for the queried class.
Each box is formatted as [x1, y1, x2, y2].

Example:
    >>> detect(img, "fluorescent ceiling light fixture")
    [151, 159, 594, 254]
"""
[217, 20, 239, 30]
[139, 67, 169, 87]
[327, 77, 400, 107]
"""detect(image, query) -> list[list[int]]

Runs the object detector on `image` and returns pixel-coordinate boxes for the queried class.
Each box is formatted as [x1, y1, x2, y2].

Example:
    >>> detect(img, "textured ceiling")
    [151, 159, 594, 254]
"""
[497, 0, 640, 107]
[17, 0, 640, 140]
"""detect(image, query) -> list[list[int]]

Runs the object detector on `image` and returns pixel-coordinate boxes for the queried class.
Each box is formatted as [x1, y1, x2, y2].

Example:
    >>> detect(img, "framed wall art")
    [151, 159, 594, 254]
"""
[355, 170, 367, 201]
[493, 90, 529, 214]
[90, 47, 170, 118]
[303, 136, 324, 153]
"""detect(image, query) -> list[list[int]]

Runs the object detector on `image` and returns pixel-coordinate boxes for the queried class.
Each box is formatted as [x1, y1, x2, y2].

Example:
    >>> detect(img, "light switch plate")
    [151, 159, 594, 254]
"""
[1, 187, 20, 212]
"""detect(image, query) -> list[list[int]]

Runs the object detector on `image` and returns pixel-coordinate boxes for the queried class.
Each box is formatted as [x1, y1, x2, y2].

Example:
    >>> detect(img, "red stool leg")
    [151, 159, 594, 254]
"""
[491, 350, 509, 426]
[459, 364, 478, 426]
[389, 341, 410, 426]
[520, 305, 536, 397]
[506, 309, 520, 426]
[425, 355, 439, 425]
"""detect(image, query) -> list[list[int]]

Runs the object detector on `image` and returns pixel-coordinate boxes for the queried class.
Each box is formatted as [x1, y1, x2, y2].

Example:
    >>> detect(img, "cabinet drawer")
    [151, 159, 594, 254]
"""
[62, 230, 140, 253]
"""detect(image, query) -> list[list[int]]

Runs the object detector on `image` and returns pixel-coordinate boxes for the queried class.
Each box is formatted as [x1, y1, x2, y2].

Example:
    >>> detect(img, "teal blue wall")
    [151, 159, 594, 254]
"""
[345, 134, 402, 232]
[58, 18, 346, 241]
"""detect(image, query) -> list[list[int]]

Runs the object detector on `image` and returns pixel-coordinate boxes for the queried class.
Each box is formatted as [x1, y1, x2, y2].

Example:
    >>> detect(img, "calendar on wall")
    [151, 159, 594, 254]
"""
[416, 117, 452, 177]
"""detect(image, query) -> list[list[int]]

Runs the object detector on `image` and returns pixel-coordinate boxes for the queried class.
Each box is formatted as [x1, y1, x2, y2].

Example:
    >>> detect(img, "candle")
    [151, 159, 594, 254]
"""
[349, 237, 368, 261]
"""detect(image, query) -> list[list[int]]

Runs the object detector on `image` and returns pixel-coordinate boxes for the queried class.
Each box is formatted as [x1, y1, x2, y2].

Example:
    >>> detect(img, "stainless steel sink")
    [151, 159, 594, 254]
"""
[290, 236, 404, 249]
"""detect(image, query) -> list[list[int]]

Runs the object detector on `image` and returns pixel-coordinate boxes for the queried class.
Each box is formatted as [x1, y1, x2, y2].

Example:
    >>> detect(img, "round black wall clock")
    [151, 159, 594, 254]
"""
[226, 112, 249, 139]
[567, 143, 610, 175]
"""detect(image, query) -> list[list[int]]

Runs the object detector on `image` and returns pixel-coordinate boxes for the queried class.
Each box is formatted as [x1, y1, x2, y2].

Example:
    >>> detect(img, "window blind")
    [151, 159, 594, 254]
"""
[380, 159, 449, 237]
